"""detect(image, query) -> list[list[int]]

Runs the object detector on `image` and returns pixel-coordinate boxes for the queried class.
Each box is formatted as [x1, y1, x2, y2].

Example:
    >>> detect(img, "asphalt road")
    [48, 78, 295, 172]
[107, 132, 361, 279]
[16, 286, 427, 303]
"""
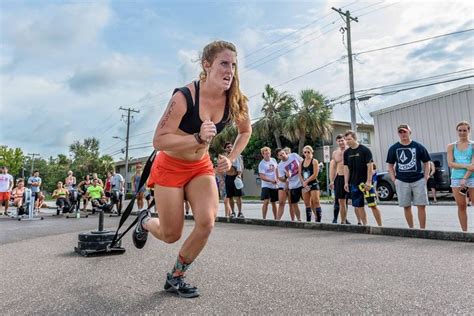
[1, 214, 473, 314]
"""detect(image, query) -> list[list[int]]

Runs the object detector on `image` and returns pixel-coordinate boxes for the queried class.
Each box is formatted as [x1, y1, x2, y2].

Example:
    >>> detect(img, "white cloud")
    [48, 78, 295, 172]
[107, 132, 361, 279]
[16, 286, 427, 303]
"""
[1, 2, 111, 70]
[67, 54, 156, 94]
[177, 49, 201, 84]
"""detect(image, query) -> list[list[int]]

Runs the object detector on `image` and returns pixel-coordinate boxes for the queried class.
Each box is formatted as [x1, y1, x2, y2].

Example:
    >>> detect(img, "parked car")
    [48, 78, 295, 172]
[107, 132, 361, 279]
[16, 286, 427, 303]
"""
[375, 152, 451, 201]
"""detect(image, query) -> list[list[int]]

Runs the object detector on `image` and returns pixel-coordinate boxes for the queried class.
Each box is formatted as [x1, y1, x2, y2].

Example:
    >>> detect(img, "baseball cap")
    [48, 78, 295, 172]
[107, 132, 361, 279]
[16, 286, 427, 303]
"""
[397, 124, 412, 133]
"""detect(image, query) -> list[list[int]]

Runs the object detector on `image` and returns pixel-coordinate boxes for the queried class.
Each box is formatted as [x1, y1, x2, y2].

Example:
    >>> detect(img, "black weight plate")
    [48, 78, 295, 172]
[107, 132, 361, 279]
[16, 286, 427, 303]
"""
[77, 240, 121, 250]
[78, 232, 116, 242]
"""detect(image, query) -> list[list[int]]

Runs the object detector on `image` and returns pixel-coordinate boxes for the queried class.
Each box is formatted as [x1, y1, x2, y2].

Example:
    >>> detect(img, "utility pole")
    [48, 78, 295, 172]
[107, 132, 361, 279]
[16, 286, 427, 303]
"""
[27, 153, 40, 176]
[119, 107, 140, 195]
[332, 7, 358, 132]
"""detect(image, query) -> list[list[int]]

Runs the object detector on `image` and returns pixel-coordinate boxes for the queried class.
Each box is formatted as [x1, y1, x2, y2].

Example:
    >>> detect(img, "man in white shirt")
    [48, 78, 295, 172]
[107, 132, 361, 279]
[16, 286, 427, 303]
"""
[0, 166, 14, 215]
[258, 147, 278, 219]
[276, 148, 303, 221]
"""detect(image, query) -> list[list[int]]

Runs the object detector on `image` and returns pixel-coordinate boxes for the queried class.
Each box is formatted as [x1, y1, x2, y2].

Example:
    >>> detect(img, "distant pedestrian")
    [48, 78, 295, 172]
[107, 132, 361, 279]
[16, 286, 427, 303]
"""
[344, 131, 382, 226]
[65, 170, 77, 190]
[427, 161, 438, 203]
[52, 181, 70, 214]
[12, 179, 25, 209]
[258, 146, 278, 219]
[0, 166, 14, 215]
[386, 124, 430, 229]
[276, 148, 303, 221]
[299, 145, 322, 222]
[110, 170, 124, 214]
[131, 163, 145, 210]
[447, 121, 474, 232]
[223, 142, 244, 218]
[104, 171, 112, 202]
[78, 175, 92, 211]
[329, 134, 350, 224]
[27, 170, 42, 210]
[92, 173, 104, 187]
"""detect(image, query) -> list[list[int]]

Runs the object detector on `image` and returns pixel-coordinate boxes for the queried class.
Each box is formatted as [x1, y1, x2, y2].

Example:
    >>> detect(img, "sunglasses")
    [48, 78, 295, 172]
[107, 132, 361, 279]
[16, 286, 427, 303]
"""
[398, 130, 408, 134]
[303, 151, 310, 154]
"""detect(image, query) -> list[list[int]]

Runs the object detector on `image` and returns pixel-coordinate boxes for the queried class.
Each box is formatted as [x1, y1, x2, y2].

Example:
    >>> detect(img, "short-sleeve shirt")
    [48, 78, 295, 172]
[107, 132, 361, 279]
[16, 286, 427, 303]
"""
[344, 144, 373, 185]
[27, 176, 42, 192]
[111, 174, 124, 191]
[386, 141, 431, 183]
[278, 153, 303, 189]
[258, 158, 278, 189]
[87, 185, 104, 199]
[0, 173, 13, 192]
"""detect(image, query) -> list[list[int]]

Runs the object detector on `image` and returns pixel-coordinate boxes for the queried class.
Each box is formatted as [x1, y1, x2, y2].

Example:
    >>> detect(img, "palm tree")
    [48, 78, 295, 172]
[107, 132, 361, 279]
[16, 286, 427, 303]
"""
[283, 89, 333, 154]
[210, 124, 238, 156]
[252, 84, 295, 148]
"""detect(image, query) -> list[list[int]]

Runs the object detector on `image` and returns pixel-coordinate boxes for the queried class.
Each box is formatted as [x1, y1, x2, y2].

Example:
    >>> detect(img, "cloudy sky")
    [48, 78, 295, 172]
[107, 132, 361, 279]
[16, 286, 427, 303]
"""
[1, 0, 473, 161]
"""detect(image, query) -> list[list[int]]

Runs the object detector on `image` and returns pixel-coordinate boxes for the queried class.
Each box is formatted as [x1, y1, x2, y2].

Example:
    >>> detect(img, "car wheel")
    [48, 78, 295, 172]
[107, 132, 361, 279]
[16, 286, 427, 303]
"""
[377, 181, 394, 201]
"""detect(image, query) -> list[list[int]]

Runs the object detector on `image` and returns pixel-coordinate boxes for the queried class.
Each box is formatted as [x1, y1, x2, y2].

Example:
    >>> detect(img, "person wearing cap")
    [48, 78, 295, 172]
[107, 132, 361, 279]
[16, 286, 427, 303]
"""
[386, 124, 431, 229]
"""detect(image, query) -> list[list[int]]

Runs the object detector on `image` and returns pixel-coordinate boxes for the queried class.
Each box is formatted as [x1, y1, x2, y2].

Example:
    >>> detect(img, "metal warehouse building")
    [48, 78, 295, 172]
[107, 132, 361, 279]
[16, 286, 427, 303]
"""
[370, 84, 474, 171]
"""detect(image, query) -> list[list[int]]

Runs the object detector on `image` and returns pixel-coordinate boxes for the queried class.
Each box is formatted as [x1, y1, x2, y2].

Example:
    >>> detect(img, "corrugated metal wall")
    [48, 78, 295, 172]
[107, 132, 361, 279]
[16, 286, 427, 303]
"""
[372, 85, 474, 171]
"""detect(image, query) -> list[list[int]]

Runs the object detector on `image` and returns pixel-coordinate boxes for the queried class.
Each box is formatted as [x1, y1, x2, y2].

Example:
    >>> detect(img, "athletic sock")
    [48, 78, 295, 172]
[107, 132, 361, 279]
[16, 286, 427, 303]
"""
[172, 253, 193, 278]
[316, 207, 322, 222]
[305, 207, 311, 222]
[140, 214, 151, 231]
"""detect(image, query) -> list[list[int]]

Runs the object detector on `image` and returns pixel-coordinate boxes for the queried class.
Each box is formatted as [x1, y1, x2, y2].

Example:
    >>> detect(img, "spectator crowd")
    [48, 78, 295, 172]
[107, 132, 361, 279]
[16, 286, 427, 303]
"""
[1, 121, 472, 232]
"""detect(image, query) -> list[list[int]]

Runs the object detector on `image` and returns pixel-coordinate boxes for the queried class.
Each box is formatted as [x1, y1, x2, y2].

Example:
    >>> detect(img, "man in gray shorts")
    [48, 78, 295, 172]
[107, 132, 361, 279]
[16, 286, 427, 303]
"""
[386, 124, 431, 229]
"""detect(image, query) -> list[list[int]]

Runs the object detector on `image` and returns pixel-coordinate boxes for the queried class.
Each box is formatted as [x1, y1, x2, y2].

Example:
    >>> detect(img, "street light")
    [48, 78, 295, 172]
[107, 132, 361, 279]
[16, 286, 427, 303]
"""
[112, 136, 129, 195]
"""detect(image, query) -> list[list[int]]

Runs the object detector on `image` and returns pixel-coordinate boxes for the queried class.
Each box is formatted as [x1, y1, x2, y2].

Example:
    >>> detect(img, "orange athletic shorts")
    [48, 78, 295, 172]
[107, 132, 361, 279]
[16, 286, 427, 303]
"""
[0, 192, 10, 201]
[147, 151, 215, 188]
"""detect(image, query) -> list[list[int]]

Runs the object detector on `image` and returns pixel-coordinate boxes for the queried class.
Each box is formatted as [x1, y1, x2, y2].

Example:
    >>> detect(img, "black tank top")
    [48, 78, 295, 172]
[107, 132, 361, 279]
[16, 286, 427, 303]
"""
[174, 81, 230, 134]
[302, 159, 317, 185]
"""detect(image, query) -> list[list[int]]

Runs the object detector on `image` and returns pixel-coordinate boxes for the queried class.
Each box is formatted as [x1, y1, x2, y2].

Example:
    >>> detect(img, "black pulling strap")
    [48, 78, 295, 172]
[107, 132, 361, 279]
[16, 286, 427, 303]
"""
[110, 150, 157, 248]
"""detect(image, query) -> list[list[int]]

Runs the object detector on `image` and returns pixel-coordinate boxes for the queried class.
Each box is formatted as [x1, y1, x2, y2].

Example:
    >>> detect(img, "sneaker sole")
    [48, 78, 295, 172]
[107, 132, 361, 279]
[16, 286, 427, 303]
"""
[165, 287, 199, 298]
[164, 283, 199, 298]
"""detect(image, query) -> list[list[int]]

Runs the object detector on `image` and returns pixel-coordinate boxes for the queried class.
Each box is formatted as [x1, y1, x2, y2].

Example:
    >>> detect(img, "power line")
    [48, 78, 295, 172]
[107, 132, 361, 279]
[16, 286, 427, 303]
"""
[243, 0, 360, 60]
[128, 130, 154, 139]
[358, 75, 474, 98]
[356, 1, 398, 18]
[328, 68, 474, 102]
[243, 22, 341, 71]
[353, 28, 474, 56]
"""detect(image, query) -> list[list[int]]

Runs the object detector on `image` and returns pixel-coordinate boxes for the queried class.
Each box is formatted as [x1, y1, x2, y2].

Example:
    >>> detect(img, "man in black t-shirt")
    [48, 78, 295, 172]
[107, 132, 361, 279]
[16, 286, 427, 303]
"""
[343, 130, 382, 226]
[386, 124, 430, 229]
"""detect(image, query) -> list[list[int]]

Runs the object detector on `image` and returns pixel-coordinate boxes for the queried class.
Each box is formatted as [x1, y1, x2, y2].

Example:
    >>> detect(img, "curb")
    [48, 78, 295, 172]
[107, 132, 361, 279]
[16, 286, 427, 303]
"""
[182, 215, 472, 243]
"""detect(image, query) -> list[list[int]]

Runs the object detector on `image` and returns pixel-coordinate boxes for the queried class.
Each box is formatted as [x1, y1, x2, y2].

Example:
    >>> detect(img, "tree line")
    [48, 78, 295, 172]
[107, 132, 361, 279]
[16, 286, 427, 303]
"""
[0, 138, 114, 194]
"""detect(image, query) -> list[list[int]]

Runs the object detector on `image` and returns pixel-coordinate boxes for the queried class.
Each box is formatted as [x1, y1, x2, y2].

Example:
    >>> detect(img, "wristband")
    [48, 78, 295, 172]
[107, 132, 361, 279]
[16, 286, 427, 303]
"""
[193, 133, 205, 144]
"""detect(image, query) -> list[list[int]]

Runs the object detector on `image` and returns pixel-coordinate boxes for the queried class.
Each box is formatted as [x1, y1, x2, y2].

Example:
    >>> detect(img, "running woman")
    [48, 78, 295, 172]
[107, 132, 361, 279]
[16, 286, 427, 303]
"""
[132, 41, 251, 298]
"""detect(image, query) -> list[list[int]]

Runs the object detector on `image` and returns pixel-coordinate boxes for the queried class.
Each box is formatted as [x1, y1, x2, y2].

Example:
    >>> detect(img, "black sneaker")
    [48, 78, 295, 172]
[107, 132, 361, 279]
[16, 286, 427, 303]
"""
[164, 273, 199, 298]
[237, 213, 244, 218]
[132, 210, 150, 249]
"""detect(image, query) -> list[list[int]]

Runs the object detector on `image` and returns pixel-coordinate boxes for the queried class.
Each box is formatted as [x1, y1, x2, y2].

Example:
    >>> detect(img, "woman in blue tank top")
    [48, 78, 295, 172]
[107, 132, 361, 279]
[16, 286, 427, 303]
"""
[447, 121, 474, 232]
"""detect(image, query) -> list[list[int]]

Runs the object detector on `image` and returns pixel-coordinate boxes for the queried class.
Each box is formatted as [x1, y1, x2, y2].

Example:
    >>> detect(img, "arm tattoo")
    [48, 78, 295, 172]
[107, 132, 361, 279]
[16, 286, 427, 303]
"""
[159, 100, 176, 129]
